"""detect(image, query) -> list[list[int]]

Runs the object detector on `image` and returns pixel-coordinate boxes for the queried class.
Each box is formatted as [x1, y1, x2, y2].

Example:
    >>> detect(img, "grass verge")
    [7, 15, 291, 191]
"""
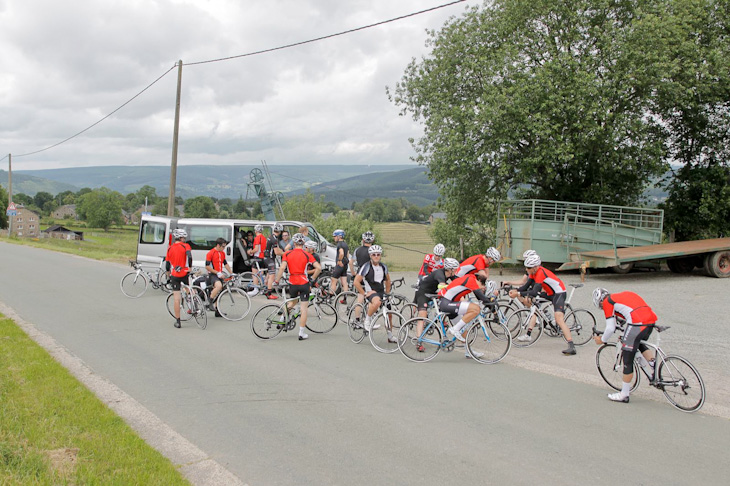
[0, 314, 190, 485]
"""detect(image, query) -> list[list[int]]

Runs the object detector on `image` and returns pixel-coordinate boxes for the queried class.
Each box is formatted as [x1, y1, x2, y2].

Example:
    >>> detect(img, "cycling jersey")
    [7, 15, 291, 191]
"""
[438, 274, 491, 305]
[166, 241, 190, 278]
[205, 248, 227, 273]
[336, 240, 350, 266]
[358, 261, 388, 293]
[419, 254, 445, 276]
[521, 266, 566, 297]
[353, 245, 371, 269]
[605, 292, 657, 328]
[415, 268, 451, 310]
[282, 248, 315, 285]
[253, 233, 267, 259]
[455, 254, 488, 277]
[265, 234, 280, 259]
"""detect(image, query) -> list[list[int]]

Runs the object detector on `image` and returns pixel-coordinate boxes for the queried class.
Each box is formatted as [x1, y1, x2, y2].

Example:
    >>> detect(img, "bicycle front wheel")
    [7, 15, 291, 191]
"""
[398, 317, 442, 363]
[120, 271, 148, 298]
[657, 356, 705, 412]
[465, 320, 512, 364]
[369, 311, 404, 354]
[399, 303, 418, 320]
[157, 270, 173, 294]
[508, 309, 542, 347]
[335, 291, 359, 319]
[216, 288, 251, 321]
[305, 302, 338, 333]
[563, 308, 596, 346]
[191, 293, 207, 330]
[595, 343, 640, 391]
[346, 303, 367, 344]
[251, 304, 285, 340]
[166, 292, 193, 321]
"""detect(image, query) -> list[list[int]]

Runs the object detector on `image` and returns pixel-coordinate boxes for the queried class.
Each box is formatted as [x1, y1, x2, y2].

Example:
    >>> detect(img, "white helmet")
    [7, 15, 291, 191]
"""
[485, 280, 497, 295]
[524, 254, 541, 268]
[291, 233, 306, 245]
[485, 247, 501, 262]
[362, 231, 375, 243]
[305, 240, 318, 250]
[592, 288, 610, 308]
[523, 249, 537, 259]
[368, 245, 383, 255]
[443, 257, 460, 270]
[254, 224, 263, 233]
[273, 223, 283, 232]
[433, 244, 446, 256]
[172, 228, 187, 239]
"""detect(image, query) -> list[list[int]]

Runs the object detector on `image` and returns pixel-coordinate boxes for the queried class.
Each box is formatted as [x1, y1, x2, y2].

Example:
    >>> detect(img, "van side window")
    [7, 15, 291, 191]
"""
[140, 220, 167, 244]
[185, 225, 232, 251]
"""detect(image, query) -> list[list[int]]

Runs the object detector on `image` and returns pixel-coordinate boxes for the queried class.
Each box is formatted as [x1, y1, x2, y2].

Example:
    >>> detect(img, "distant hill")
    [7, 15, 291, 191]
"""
[0, 169, 79, 196]
[14, 164, 417, 199]
[295, 167, 439, 207]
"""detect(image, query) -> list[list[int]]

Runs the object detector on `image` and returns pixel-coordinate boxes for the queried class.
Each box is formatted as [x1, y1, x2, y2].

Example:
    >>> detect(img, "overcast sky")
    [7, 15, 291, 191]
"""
[0, 0, 475, 171]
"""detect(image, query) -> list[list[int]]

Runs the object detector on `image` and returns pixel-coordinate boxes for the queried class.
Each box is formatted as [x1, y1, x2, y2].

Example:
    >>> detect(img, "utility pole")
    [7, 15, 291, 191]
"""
[7, 153, 12, 235]
[168, 60, 183, 217]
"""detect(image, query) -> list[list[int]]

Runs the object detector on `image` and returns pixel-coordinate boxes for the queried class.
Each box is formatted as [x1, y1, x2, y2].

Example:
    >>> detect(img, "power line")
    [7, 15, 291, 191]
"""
[12, 63, 179, 159]
[187, 0, 467, 66]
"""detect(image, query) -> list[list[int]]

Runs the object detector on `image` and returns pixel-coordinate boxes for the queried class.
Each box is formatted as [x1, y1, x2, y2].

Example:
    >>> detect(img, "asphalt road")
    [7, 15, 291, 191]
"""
[1, 242, 729, 486]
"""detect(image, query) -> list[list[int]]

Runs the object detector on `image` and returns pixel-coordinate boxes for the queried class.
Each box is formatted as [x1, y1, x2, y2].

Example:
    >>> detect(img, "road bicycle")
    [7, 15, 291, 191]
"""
[398, 295, 512, 364]
[120, 260, 172, 298]
[164, 273, 207, 330]
[189, 273, 252, 321]
[334, 277, 414, 321]
[594, 324, 705, 412]
[238, 259, 268, 297]
[506, 284, 595, 347]
[346, 294, 406, 353]
[250, 285, 337, 340]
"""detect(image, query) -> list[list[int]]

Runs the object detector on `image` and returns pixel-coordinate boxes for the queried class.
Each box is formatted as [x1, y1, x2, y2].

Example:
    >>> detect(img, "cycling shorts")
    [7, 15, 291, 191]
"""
[332, 264, 347, 279]
[289, 283, 311, 301]
[621, 325, 653, 375]
[264, 258, 277, 273]
[170, 274, 190, 291]
[414, 292, 433, 311]
[438, 299, 470, 320]
[547, 292, 567, 313]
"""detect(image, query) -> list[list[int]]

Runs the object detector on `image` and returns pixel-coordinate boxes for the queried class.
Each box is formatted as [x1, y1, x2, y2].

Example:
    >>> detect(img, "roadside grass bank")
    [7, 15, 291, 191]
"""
[1, 225, 137, 264]
[376, 222, 435, 271]
[0, 314, 190, 485]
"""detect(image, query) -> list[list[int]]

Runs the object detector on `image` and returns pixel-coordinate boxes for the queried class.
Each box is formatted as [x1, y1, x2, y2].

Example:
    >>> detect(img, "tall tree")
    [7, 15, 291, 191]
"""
[76, 188, 124, 231]
[184, 196, 217, 218]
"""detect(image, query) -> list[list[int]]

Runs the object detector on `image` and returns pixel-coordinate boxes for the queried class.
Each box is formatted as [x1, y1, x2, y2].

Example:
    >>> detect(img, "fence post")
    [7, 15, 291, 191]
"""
[459, 237, 464, 261]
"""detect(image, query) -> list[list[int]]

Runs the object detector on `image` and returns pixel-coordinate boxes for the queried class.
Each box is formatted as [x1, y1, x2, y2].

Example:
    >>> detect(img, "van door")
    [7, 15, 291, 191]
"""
[177, 219, 234, 269]
[137, 216, 175, 265]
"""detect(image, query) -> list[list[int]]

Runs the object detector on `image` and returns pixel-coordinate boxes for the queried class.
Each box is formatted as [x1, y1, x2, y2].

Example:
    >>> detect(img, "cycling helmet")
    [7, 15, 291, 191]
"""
[304, 240, 318, 250]
[433, 243, 446, 256]
[254, 224, 263, 233]
[333, 229, 345, 238]
[362, 231, 375, 243]
[172, 228, 187, 239]
[291, 233, 306, 245]
[485, 280, 498, 295]
[368, 244, 383, 255]
[273, 223, 283, 232]
[443, 257, 460, 270]
[592, 287, 610, 309]
[485, 247, 501, 262]
[524, 254, 541, 268]
[523, 249, 537, 259]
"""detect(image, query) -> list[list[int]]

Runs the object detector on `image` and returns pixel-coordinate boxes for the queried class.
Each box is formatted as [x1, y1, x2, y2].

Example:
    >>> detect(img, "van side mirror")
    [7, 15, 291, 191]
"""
[319, 241, 327, 253]
[226, 246, 231, 256]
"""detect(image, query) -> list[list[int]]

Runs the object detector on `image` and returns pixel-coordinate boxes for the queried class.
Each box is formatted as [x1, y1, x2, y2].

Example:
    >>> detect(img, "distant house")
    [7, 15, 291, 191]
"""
[51, 204, 78, 220]
[42, 224, 83, 241]
[121, 209, 139, 225]
[428, 212, 447, 224]
[10, 207, 41, 238]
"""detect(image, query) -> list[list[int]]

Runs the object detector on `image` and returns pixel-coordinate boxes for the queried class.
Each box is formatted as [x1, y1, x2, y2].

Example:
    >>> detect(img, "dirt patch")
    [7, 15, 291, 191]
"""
[46, 447, 79, 477]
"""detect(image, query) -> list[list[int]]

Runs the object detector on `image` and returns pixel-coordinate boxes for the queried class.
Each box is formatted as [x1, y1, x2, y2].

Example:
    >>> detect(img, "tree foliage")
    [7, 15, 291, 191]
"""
[183, 196, 217, 218]
[76, 188, 124, 231]
[390, 0, 729, 239]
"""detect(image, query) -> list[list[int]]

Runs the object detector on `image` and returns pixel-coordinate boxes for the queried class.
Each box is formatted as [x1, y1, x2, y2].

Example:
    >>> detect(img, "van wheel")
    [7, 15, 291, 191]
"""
[704, 251, 730, 278]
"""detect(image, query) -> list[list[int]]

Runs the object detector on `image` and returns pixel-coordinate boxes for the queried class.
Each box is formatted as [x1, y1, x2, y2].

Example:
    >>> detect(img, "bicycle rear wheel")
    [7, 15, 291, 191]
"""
[191, 294, 207, 330]
[398, 317, 442, 362]
[466, 320, 512, 364]
[508, 309, 542, 347]
[239, 272, 265, 297]
[120, 271, 148, 298]
[305, 302, 338, 333]
[369, 311, 404, 354]
[251, 304, 285, 340]
[346, 303, 367, 344]
[563, 308, 596, 346]
[216, 288, 251, 321]
[595, 343, 640, 391]
[334, 291, 358, 319]
[166, 292, 193, 321]
[399, 303, 418, 320]
[157, 270, 173, 294]
[657, 356, 705, 412]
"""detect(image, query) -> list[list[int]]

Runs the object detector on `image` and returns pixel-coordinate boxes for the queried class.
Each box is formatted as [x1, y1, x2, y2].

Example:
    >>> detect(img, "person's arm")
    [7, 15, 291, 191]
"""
[353, 274, 365, 294]
[311, 261, 322, 282]
[472, 289, 494, 306]
[384, 273, 392, 294]
[337, 248, 344, 266]
[275, 261, 287, 283]
[205, 260, 215, 274]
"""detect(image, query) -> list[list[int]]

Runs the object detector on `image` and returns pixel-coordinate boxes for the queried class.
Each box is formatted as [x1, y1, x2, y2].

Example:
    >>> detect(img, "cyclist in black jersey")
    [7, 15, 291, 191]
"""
[326, 229, 350, 297]
[411, 257, 460, 352]
[350, 231, 375, 275]
[263, 223, 283, 299]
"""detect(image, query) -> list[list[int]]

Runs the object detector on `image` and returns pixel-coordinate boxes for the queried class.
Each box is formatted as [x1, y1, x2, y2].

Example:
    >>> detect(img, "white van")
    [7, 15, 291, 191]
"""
[136, 215, 337, 272]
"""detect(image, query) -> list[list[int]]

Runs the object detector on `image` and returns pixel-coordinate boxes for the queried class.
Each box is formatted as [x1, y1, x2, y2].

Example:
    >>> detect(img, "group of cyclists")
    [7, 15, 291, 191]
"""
[164, 224, 660, 405]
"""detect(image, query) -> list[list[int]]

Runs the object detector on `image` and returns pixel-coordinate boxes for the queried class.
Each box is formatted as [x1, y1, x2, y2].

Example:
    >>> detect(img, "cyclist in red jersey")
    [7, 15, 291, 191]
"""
[275, 233, 321, 340]
[592, 288, 658, 403]
[501, 249, 539, 306]
[166, 228, 192, 328]
[418, 243, 446, 283]
[205, 237, 233, 311]
[508, 254, 576, 355]
[455, 247, 501, 279]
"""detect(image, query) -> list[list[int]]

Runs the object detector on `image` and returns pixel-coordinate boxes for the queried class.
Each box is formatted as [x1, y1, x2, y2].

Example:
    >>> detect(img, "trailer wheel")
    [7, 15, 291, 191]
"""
[704, 251, 730, 278]
[667, 257, 696, 274]
[611, 262, 634, 274]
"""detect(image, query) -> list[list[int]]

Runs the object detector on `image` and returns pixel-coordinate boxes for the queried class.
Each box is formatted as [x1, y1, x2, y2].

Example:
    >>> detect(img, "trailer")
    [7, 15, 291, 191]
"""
[496, 199, 730, 278]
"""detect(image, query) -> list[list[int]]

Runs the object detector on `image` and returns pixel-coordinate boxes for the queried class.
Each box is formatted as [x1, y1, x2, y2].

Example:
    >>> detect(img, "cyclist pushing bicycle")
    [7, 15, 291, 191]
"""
[592, 288, 657, 404]
[166, 228, 192, 329]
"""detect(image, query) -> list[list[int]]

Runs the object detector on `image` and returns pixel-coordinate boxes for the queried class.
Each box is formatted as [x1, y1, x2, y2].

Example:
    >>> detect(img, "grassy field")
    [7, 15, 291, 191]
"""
[376, 222, 435, 271]
[0, 314, 190, 485]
